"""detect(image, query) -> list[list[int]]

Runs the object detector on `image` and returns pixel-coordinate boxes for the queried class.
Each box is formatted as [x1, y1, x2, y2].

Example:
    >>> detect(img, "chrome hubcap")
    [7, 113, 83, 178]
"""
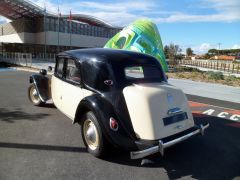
[86, 126, 96, 143]
[30, 86, 40, 104]
[83, 119, 99, 150]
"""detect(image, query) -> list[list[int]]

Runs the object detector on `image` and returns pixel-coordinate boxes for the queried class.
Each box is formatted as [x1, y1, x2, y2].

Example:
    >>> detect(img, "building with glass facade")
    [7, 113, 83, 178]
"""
[0, 0, 121, 56]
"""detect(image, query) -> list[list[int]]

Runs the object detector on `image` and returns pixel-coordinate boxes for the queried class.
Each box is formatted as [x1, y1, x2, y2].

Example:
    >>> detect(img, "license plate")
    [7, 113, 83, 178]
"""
[163, 112, 188, 126]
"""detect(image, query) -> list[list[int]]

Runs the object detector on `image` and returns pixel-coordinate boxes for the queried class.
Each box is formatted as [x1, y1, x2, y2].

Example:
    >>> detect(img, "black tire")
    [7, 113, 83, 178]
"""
[28, 84, 45, 106]
[81, 111, 108, 158]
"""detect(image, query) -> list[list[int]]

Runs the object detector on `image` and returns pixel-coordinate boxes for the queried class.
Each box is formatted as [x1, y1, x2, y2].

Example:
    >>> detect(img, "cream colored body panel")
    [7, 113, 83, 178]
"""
[60, 81, 83, 120]
[51, 75, 94, 121]
[51, 75, 62, 110]
[123, 82, 194, 140]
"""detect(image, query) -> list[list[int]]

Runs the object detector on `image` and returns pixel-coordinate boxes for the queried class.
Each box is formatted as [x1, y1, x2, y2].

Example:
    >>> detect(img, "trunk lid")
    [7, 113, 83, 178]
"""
[123, 82, 194, 140]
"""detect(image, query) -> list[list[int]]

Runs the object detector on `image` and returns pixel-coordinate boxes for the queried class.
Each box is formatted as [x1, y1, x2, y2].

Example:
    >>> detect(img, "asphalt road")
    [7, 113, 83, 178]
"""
[0, 70, 240, 180]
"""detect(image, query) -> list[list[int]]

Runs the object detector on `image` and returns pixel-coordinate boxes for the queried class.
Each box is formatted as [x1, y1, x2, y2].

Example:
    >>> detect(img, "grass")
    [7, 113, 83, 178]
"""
[167, 67, 240, 87]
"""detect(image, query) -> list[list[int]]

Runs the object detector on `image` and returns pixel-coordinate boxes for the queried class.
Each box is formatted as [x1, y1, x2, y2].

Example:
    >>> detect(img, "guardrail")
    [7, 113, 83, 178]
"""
[180, 60, 240, 74]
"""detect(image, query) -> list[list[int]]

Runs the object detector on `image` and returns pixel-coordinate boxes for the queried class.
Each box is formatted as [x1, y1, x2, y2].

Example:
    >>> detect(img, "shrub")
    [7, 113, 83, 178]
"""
[207, 71, 224, 80]
[176, 66, 202, 73]
[225, 75, 239, 81]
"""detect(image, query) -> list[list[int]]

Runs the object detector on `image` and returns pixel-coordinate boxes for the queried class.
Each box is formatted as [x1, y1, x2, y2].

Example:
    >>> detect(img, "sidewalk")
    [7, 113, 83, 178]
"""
[169, 78, 240, 104]
[30, 59, 55, 70]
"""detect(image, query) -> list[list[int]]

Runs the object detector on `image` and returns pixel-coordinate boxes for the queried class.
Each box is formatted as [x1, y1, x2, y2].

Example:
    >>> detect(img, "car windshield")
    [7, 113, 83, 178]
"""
[124, 65, 164, 84]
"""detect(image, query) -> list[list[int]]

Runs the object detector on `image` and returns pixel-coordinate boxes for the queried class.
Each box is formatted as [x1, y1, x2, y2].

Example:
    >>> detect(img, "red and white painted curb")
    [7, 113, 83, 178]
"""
[189, 101, 240, 128]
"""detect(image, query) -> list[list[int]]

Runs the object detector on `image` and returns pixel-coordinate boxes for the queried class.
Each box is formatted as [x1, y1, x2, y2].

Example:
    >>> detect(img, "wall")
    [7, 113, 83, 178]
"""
[0, 31, 109, 48]
[35, 31, 109, 47]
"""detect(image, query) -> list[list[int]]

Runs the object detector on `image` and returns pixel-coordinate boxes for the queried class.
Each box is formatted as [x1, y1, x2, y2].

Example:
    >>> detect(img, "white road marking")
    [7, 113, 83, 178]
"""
[202, 108, 240, 122]
[230, 115, 240, 121]
[202, 109, 215, 115]
[217, 112, 229, 118]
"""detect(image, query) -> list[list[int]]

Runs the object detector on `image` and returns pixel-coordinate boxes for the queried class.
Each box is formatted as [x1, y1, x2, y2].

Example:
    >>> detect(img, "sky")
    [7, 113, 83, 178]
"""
[0, 0, 239, 54]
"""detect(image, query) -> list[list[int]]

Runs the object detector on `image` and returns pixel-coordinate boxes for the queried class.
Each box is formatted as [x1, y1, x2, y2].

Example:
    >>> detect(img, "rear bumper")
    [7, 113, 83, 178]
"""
[130, 123, 209, 159]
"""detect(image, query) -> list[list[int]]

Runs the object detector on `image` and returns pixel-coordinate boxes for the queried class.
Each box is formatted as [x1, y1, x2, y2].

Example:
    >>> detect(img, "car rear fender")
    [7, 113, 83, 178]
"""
[74, 95, 137, 150]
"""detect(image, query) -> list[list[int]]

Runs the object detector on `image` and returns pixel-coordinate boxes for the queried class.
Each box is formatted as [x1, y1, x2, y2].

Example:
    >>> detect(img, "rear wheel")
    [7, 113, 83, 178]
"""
[81, 111, 107, 158]
[28, 84, 45, 106]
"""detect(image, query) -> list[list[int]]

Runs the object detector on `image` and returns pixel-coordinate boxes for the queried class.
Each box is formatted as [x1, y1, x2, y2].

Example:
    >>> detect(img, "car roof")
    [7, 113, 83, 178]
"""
[57, 48, 160, 66]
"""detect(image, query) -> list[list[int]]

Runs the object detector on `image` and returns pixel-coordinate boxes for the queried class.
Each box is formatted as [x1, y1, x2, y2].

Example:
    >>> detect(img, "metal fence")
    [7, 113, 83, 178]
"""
[180, 60, 240, 74]
[0, 52, 33, 66]
[0, 52, 55, 69]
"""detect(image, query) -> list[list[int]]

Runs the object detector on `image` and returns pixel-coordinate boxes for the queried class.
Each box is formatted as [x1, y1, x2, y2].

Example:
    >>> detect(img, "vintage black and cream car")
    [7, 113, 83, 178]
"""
[28, 48, 209, 159]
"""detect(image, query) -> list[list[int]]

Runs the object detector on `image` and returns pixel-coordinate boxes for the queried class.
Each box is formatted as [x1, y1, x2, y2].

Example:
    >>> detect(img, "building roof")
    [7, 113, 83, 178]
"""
[60, 14, 115, 28]
[0, 0, 116, 28]
[210, 55, 236, 61]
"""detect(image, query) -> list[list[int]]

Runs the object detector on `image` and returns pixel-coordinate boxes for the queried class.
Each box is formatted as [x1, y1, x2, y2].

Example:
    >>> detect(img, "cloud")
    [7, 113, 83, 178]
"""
[34, 0, 59, 13]
[192, 43, 213, 54]
[232, 44, 240, 49]
[198, 0, 240, 22]
[79, 1, 154, 12]
[201, 0, 240, 15]
[199, 43, 212, 52]
[155, 12, 240, 23]
[27, 0, 240, 26]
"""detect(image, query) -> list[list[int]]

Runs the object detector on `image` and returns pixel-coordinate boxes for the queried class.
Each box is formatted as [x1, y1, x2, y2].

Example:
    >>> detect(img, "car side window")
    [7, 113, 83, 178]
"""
[66, 59, 81, 84]
[56, 57, 64, 77]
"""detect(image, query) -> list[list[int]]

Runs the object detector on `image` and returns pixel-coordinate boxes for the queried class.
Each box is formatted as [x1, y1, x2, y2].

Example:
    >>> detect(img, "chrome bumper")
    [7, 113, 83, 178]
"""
[130, 123, 209, 159]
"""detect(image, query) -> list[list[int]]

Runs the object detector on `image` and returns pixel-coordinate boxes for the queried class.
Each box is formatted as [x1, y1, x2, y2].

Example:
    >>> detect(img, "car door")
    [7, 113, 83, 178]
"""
[51, 56, 65, 110]
[60, 58, 84, 120]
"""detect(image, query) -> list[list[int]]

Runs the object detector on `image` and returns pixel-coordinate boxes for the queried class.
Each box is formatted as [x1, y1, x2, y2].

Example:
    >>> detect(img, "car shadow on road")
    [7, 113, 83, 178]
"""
[0, 108, 50, 123]
[103, 114, 240, 180]
[40, 103, 56, 108]
[0, 142, 86, 153]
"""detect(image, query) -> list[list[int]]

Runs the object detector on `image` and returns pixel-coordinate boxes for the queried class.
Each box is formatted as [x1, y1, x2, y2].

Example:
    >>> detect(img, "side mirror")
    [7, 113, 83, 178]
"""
[39, 69, 47, 76]
[48, 66, 53, 72]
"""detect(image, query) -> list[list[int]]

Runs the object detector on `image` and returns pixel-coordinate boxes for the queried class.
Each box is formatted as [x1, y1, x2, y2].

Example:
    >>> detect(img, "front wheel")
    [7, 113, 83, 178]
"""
[81, 111, 108, 158]
[28, 84, 45, 106]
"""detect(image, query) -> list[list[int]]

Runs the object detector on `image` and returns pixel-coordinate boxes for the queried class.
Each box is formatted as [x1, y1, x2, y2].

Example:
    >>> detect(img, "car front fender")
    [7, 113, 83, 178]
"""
[29, 74, 51, 102]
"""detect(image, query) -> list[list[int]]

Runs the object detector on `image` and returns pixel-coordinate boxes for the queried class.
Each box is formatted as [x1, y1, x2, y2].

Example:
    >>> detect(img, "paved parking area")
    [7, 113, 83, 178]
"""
[0, 71, 240, 180]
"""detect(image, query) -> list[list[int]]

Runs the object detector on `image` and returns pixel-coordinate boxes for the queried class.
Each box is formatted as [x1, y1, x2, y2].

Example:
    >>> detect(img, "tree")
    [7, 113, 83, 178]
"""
[164, 45, 170, 59]
[186, 48, 193, 57]
[164, 43, 182, 63]
[208, 49, 218, 55]
[204, 53, 211, 59]
[168, 44, 176, 60]
[208, 48, 240, 56]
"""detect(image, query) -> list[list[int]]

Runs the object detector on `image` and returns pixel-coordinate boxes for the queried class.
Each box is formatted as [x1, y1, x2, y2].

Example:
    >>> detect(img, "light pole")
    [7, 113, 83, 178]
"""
[217, 43, 221, 56]
[57, 4, 60, 53]
[69, 10, 72, 50]
[43, 4, 47, 60]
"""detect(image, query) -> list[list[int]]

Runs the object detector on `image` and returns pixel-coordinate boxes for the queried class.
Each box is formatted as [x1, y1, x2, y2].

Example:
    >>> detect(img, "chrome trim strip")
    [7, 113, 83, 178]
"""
[130, 123, 209, 159]
[167, 107, 182, 115]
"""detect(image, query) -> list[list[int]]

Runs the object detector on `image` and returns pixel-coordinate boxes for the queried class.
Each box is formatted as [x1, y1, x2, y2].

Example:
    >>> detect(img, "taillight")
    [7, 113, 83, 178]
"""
[109, 117, 118, 131]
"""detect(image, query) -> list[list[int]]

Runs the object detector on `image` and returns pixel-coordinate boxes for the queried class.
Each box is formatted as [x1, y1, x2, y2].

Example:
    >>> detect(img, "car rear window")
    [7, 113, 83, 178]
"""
[124, 65, 164, 83]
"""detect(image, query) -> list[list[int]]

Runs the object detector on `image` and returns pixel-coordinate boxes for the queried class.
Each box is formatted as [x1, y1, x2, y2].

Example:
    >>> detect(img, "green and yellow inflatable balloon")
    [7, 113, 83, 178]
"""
[104, 19, 168, 72]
